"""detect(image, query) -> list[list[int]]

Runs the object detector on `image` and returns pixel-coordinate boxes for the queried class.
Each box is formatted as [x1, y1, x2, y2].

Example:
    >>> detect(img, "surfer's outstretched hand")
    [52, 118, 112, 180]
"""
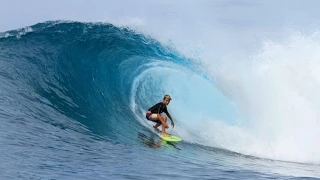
[171, 121, 174, 128]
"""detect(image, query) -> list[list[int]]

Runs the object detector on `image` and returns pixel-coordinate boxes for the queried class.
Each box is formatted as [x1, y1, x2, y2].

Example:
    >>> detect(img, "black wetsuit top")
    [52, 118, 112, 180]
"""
[148, 102, 168, 114]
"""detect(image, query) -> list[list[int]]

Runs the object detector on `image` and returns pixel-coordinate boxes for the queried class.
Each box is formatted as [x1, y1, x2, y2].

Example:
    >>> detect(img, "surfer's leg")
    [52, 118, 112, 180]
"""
[159, 115, 168, 128]
[162, 115, 168, 128]
[153, 121, 161, 129]
[153, 114, 169, 136]
[150, 114, 163, 126]
[150, 114, 167, 130]
[154, 115, 168, 129]
[159, 115, 170, 136]
[155, 114, 168, 128]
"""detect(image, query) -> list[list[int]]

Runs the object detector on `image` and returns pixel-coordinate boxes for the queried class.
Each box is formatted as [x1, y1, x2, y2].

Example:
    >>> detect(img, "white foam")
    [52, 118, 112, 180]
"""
[199, 31, 320, 164]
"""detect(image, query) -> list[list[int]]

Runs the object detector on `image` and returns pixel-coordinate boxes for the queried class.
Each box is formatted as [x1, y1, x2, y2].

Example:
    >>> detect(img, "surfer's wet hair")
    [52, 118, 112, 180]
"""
[163, 95, 172, 100]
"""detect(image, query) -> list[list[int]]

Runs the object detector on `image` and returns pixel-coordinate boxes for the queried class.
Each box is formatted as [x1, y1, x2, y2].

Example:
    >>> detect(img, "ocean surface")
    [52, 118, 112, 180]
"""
[1, 21, 320, 180]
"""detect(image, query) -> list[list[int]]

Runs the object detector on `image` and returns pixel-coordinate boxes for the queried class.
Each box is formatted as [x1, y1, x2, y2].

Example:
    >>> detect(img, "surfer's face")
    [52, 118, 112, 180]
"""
[163, 98, 171, 105]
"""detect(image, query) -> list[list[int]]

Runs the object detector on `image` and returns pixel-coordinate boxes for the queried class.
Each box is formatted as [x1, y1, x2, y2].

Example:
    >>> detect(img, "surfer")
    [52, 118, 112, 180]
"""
[145, 95, 174, 137]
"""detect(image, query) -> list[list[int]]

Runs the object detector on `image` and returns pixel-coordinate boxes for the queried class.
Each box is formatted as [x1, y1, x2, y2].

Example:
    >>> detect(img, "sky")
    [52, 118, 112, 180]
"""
[1, 0, 320, 32]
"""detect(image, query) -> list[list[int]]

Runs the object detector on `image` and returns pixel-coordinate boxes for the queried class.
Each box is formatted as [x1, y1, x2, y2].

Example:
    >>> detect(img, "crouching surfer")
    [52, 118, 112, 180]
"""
[145, 95, 174, 137]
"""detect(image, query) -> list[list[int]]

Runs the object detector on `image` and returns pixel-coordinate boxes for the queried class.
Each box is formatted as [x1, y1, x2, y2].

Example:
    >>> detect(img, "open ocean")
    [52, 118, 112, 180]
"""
[1, 20, 320, 179]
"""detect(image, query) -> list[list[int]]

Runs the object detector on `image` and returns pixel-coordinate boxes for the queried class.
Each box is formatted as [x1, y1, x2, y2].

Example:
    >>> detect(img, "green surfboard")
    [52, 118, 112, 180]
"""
[160, 135, 182, 142]
[154, 128, 182, 142]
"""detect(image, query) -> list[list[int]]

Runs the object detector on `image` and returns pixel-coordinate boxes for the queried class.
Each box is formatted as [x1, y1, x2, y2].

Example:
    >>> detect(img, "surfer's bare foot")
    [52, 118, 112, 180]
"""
[161, 133, 170, 137]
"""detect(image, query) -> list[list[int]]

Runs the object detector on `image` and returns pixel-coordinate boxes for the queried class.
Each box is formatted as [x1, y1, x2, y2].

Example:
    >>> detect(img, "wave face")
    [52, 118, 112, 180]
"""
[1, 21, 320, 166]
[0, 21, 237, 144]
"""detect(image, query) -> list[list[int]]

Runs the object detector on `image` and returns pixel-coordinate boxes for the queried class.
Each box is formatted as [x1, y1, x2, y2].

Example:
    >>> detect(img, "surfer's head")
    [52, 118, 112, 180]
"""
[163, 94, 172, 105]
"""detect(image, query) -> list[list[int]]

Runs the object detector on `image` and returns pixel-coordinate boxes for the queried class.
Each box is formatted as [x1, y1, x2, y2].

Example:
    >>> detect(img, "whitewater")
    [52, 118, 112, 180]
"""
[1, 1, 320, 180]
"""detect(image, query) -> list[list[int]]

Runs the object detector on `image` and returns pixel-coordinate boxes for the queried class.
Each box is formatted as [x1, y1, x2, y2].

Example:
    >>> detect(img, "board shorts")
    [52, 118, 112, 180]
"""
[145, 112, 161, 123]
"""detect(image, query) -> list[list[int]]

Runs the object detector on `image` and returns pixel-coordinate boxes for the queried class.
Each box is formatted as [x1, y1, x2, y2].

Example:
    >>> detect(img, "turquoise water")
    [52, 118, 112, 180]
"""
[0, 21, 319, 179]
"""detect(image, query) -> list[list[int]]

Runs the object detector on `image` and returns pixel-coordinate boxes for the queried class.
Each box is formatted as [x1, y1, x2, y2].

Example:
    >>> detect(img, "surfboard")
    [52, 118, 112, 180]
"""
[153, 128, 182, 142]
[160, 134, 182, 142]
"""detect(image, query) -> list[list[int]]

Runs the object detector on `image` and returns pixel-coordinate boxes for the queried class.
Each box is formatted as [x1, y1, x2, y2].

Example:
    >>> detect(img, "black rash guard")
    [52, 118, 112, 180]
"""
[148, 102, 168, 114]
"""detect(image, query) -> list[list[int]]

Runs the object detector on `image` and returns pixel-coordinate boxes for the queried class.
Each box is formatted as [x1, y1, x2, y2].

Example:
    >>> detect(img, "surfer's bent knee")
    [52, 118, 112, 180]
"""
[162, 115, 167, 121]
